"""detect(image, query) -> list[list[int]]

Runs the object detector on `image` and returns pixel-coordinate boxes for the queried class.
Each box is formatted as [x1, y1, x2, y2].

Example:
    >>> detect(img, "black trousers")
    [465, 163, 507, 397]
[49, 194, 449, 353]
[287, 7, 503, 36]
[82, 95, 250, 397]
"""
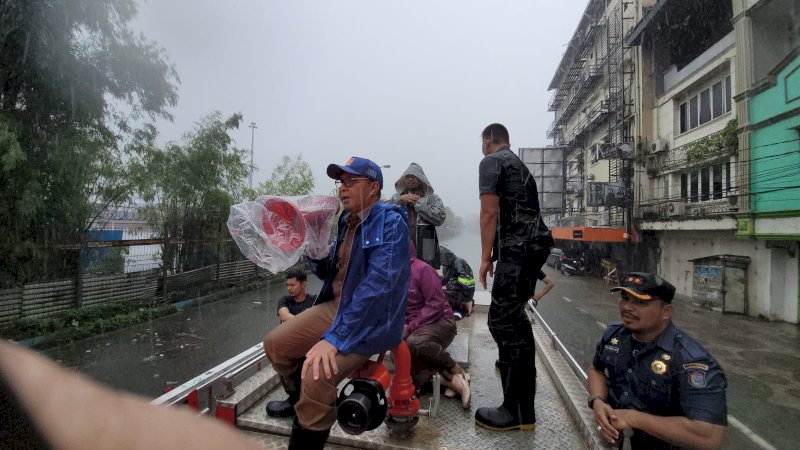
[489, 250, 548, 366]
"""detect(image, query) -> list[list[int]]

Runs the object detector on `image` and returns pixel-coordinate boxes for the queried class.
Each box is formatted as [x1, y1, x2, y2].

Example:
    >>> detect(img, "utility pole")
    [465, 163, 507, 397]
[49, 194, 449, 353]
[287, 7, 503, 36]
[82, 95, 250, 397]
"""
[249, 122, 258, 190]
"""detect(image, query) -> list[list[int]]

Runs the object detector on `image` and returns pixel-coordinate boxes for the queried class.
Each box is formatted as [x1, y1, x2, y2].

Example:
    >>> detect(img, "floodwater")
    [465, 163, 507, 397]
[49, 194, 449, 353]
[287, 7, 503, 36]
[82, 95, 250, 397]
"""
[38, 224, 796, 449]
[42, 276, 321, 397]
[41, 226, 482, 398]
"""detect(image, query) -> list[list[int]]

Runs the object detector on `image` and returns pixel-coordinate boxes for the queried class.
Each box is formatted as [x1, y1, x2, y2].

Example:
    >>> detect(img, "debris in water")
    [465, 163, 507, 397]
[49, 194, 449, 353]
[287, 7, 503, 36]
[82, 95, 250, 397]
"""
[252, 301, 262, 305]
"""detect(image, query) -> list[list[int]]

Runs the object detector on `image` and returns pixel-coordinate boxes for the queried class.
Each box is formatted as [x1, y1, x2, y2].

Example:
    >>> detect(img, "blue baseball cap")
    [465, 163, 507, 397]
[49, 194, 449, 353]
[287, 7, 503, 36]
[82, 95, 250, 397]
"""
[326, 156, 384, 189]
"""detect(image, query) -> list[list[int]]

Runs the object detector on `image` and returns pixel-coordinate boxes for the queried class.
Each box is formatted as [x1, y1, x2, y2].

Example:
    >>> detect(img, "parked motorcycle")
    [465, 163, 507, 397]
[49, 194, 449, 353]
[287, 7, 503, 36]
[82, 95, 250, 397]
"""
[559, 257, 585, 276]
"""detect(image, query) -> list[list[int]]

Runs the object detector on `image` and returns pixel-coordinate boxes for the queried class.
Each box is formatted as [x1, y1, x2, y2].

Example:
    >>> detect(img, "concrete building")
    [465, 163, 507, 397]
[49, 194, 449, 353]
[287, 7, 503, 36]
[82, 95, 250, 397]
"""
[626, 0, 799, 322]
[731, 0, 800, 322]
[546, 0, 652, 277]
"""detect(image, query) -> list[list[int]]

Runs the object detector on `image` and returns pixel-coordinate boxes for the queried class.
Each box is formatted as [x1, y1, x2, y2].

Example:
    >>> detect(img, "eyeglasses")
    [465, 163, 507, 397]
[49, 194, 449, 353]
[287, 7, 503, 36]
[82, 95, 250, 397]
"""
[335, 177, 370, 188]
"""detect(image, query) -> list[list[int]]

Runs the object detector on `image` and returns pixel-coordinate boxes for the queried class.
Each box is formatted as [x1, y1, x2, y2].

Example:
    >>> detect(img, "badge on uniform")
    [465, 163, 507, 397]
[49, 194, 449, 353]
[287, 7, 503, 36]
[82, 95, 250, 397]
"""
[610, 337, 619, 345]
[682, 363, 709, 371]
[689, 371, 706, 388]
[662, 353, 671, 361]
[651, 360, 667, 375]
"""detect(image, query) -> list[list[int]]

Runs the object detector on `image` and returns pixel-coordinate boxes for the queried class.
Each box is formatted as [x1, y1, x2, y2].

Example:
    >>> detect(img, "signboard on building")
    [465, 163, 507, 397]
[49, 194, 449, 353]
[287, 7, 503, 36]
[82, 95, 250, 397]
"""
[518, 147, 565, 213]
[692, 265, 723, 310]
[590, 143, 633, 164]
[587, 181, 626, 207]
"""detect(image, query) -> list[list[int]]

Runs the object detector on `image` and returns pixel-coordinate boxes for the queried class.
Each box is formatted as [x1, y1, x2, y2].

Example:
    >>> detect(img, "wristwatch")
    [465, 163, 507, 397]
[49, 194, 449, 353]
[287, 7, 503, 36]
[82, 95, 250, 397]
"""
[587, 395, 605, 409]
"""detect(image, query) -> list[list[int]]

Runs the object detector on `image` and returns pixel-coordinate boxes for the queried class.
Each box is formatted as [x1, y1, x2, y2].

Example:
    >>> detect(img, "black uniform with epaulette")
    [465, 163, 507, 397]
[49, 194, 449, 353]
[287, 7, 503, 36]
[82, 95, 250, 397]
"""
[592, 273, 728, 449]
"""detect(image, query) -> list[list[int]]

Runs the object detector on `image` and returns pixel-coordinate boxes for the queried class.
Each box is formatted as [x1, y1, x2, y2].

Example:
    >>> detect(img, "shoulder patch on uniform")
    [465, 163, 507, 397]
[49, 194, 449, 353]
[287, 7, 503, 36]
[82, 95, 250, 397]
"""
[683, 362, 709, 371]
[689, 371, 707, 388]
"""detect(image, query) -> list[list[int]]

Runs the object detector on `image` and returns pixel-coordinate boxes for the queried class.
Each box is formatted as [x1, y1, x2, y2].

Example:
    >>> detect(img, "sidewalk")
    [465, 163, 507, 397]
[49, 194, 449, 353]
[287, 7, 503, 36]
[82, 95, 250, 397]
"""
[668, 293, 800, 450]
[536, 270, 800, 450]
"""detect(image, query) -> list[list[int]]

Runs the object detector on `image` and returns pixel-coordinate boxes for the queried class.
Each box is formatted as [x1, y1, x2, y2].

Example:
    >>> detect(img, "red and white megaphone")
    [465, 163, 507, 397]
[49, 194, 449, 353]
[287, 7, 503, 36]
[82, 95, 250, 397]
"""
[228, 195, 341, 273]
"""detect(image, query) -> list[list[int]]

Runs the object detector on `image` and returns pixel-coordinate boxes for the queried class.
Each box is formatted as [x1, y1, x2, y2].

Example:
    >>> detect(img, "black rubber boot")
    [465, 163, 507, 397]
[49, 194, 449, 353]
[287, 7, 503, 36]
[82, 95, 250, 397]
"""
[475, 361, 536, 431]
[266, 366, 302, 418]
[287, 419, 331, 450]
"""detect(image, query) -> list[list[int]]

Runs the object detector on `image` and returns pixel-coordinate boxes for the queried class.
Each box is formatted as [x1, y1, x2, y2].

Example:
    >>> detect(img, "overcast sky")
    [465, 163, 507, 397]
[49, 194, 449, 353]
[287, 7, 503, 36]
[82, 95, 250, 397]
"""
[133, 0, 586, 217]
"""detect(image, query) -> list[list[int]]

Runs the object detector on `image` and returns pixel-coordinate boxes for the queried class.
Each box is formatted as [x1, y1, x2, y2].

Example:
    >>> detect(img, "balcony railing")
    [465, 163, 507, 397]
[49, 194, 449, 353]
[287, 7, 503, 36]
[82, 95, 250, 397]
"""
[638, 197, 738, 221]
[647, 127, 736, 175]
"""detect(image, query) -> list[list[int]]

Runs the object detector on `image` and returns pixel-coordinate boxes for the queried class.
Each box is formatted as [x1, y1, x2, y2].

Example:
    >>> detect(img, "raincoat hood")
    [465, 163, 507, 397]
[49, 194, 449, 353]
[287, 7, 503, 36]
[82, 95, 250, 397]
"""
[439, 246, 455, 267]
[395, 163, 435, 195]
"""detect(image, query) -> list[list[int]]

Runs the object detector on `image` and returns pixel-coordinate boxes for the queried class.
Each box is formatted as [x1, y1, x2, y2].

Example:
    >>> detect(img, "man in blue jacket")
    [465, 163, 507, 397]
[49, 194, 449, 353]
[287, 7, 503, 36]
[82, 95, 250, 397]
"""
[263, 156, 410, 450]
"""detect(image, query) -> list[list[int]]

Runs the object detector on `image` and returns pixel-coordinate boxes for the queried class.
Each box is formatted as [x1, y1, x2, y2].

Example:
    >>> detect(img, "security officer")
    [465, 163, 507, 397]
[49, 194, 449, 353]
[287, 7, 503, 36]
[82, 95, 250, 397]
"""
[475, 123, 554, 431]
[588, 272, 728, 449]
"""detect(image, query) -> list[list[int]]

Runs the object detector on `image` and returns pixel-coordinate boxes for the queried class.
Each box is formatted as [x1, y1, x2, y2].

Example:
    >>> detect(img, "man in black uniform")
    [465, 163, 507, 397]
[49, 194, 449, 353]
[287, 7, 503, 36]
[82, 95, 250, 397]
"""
[588, 272, 727, 449]
[475, 123, 553, 431]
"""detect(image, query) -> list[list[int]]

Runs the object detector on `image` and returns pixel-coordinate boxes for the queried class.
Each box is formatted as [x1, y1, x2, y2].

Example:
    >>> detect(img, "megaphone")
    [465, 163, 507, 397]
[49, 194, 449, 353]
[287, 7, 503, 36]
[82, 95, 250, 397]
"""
[228, 195, 340, 273]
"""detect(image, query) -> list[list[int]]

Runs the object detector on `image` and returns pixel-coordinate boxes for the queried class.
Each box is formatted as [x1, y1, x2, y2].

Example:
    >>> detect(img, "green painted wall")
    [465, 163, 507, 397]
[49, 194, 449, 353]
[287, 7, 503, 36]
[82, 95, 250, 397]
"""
[749, 55, 800, 213]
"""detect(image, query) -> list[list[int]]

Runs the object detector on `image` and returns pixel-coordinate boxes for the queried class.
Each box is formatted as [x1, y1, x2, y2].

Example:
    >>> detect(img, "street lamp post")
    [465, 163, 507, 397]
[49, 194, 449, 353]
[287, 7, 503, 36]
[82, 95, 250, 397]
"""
[248, 122, 258, 190]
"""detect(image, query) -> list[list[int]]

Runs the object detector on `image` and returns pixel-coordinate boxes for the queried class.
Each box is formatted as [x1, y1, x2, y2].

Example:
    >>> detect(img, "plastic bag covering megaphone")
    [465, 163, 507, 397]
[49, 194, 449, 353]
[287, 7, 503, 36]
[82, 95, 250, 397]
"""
[227, 195, 341, 273]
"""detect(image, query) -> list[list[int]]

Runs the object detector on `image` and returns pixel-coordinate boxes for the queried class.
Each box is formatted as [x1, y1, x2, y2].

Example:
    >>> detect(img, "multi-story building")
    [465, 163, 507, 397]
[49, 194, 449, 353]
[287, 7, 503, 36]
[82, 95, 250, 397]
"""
[626, 0, 798, 322]
[547, 0, 651, 275]
[731, 0, 799, 322]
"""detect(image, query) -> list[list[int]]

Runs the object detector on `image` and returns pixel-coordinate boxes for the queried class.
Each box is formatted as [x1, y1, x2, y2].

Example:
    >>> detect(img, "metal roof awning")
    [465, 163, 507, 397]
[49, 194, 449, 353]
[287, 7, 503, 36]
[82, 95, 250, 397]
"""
[625, 0, 670, 46]
[552, 226, 635, 243]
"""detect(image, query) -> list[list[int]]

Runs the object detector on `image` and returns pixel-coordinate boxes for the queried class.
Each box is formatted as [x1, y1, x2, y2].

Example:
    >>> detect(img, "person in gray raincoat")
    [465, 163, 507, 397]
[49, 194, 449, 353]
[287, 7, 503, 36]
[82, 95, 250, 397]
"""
[390, 163, 446, 269]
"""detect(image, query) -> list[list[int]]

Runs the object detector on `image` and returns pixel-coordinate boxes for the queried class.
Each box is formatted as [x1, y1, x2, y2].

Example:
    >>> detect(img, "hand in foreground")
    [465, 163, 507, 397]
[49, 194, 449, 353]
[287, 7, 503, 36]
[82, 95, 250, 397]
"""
[479, 260, 494, 289]
[593, 399, 621, 444]
[302, 339, 339, 381]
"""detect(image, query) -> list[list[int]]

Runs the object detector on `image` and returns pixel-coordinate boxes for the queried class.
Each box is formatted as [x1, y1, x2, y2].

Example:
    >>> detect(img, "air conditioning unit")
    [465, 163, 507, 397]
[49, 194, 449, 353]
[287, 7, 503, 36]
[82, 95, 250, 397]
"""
[666, 201, 685, 217]
[651, 139, 669, 153]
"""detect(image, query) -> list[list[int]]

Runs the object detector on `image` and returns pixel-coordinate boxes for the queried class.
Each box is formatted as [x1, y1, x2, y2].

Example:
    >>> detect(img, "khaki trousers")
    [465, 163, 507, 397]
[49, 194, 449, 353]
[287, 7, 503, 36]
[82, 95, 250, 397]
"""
[263, 299, 369, 431]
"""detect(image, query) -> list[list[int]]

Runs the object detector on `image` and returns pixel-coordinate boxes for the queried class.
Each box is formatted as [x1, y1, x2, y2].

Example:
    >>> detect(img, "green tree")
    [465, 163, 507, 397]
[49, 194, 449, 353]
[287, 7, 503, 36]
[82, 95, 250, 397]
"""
[250, 154, 315, 197]
[131, 112, 249, 272]
[0, 0, 178, 286]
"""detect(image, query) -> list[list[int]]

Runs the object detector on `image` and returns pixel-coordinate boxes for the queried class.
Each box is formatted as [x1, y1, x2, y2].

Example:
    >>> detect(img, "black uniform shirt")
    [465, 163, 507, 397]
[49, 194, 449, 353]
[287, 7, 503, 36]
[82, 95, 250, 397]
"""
[592, 322, 728, 449]
[478, 147, 552, 261]
[277, 294, 316, 319]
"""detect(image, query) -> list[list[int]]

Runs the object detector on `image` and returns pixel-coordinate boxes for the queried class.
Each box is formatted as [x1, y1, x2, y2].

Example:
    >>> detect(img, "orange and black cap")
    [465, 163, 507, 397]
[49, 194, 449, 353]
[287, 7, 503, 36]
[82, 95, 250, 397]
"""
[611, 272, 676, 303]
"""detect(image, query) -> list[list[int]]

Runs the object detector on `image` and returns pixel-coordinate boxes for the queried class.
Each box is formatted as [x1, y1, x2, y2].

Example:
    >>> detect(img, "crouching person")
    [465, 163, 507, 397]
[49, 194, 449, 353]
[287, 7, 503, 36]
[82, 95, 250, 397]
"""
[263, 157, 410, 450]
[404, 241, 470, 409]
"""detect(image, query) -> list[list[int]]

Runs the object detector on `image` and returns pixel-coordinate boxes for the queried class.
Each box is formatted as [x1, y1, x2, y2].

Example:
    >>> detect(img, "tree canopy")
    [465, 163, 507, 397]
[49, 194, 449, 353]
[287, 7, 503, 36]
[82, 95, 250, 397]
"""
[0, 0, 179, 286]
[250, 154, 315, 197]
[131, 112, 249, 271]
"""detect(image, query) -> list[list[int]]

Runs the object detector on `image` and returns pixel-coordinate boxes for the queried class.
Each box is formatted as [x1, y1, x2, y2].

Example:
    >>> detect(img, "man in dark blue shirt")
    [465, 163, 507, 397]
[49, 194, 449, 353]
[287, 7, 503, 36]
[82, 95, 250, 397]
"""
[588, 272, 728, 449]
[475, 123, 553, 431]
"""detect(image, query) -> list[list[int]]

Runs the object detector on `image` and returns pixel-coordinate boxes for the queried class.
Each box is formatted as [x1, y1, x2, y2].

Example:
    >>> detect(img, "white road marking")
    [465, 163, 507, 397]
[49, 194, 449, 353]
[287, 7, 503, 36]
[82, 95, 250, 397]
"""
[562, 296, 573, 303]
[596, 321, 607, 329]
[727, 415, 777, 450]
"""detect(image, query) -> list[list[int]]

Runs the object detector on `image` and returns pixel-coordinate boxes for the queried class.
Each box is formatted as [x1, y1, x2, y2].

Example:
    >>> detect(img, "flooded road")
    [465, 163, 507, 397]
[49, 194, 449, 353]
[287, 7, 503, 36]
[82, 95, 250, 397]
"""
[43, 276, 322, 397]
[40, 224, 797, 448]
[40, 226, 481, 398]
